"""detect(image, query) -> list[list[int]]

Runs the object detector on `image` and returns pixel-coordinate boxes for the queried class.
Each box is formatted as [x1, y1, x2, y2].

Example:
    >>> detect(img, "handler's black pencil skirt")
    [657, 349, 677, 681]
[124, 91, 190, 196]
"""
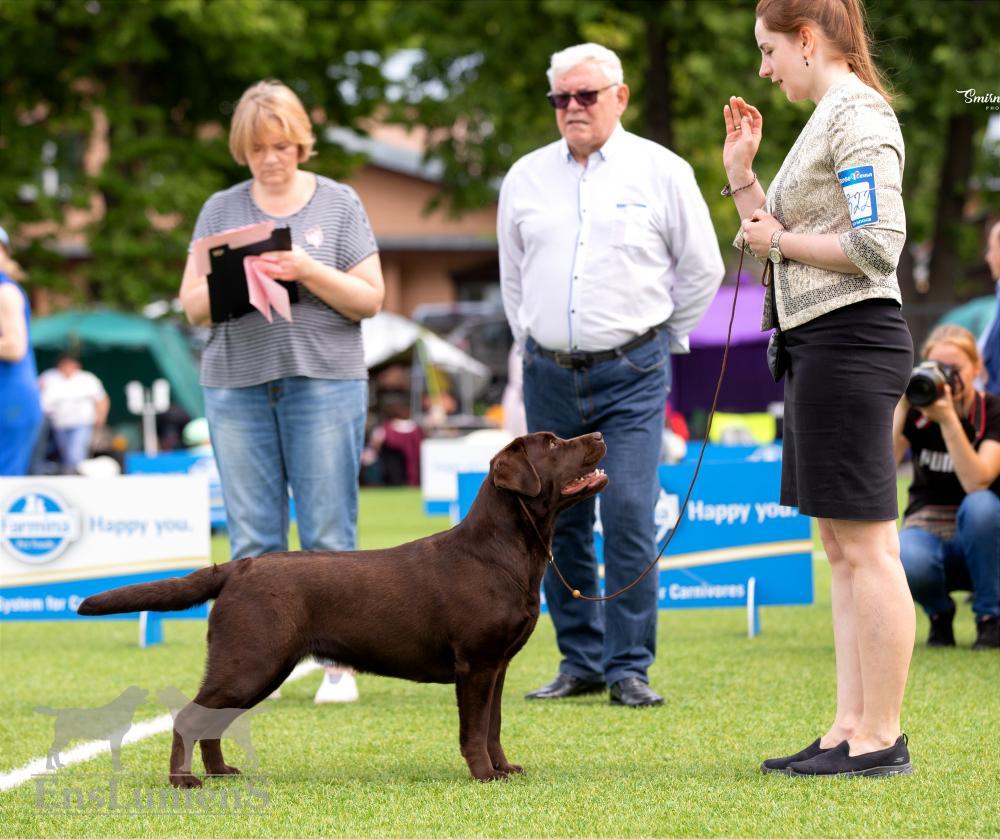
[781, 298, 913, 521]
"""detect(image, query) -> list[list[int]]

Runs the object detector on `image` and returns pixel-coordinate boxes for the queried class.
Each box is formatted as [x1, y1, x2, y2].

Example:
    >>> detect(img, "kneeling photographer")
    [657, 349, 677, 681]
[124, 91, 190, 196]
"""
[892, 325, 1000, 650]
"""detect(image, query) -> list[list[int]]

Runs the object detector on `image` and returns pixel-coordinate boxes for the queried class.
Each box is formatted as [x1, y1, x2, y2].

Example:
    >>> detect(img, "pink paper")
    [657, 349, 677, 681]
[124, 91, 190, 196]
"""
[243, 256, 293, 323]
[191, 221, 275, 277]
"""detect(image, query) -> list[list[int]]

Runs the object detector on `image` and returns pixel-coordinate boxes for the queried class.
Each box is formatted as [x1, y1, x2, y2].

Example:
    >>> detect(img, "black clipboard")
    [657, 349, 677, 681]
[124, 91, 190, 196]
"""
[207, 226, 298, 323]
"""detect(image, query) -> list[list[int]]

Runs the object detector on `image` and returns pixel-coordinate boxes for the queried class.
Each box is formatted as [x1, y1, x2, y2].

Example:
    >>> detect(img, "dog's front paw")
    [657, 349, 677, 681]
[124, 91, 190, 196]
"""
[169, 772, 203, 788]
[494, 761, 523, 775]
[471, 765, 513, 782]
[206, 764, 241, 777]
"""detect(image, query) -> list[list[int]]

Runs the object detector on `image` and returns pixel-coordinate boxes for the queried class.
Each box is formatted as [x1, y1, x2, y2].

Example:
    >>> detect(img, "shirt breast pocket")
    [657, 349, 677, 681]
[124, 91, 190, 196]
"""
[612, 203, 653, 249]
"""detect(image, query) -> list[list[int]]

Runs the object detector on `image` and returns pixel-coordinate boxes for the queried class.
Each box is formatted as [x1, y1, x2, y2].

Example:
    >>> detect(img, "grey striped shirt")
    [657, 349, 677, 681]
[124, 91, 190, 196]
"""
[191, 175, 378, 387]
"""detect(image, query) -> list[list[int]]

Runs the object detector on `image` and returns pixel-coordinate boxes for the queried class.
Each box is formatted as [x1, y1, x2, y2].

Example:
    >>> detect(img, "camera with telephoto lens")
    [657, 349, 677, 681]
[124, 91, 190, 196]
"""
[905, 360, 962, 408]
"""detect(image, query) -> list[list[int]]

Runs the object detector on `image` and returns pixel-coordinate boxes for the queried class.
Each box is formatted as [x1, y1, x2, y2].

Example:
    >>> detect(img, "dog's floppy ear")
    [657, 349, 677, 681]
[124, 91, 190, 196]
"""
[492, 441, 542, 497]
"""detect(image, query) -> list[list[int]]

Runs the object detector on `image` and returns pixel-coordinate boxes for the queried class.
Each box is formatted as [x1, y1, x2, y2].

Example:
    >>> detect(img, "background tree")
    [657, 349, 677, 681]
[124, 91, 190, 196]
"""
[0, 0, 394, 307]
[1, 0, 997, 341]
[383, 0, 999, 336]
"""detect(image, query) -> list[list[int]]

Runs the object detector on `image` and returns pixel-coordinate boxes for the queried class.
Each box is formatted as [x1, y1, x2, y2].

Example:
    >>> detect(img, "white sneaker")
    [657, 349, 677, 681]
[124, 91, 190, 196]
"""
[313, 671, 359, 704]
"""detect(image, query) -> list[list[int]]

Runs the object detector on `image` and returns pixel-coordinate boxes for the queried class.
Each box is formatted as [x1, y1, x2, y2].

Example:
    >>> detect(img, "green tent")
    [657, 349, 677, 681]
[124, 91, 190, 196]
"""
[936, 294, 996, 339]
[31, 310, 203, 427]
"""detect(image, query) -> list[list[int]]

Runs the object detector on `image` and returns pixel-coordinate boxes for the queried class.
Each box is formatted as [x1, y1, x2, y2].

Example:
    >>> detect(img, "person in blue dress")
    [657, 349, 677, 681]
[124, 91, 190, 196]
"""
[0, 225, 43, 475]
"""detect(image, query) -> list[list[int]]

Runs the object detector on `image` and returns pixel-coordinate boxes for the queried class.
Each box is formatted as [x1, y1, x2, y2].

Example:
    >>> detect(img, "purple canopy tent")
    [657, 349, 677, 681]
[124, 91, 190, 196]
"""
[670, 279, 784, 419]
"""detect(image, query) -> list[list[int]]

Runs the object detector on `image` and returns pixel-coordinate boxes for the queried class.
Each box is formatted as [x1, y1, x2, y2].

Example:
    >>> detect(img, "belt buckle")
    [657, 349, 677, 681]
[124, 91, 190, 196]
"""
[551, 351, 572, 368]
[553, 350, 587, 369]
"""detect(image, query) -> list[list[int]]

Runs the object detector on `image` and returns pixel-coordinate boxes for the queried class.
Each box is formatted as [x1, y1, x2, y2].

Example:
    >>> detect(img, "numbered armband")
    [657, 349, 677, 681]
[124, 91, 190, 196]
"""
[837, 165, 879, 228]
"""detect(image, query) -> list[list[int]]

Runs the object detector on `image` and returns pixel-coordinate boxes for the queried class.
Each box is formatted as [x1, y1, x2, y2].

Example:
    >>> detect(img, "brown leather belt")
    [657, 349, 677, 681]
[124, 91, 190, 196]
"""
[535, 323, 665, 369]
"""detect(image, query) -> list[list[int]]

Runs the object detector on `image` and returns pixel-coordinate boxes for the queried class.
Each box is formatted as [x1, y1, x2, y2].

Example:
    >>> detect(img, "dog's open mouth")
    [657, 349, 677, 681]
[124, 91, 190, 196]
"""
[561, 468, 608, 495]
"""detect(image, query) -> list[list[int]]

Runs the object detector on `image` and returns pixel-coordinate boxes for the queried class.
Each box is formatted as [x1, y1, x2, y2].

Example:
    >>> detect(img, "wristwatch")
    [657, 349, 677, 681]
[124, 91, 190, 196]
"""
[768, 230, 785, 265]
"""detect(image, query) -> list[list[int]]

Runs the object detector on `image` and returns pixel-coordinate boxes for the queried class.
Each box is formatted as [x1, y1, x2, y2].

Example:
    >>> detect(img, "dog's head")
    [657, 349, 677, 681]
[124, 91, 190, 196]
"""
[491, 432, 608, 511]
[120, 686, 149, 706]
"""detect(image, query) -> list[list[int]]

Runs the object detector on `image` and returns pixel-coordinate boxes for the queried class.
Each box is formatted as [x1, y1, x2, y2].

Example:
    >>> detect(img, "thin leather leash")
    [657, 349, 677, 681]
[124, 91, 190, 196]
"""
[517, 248, 747, 602]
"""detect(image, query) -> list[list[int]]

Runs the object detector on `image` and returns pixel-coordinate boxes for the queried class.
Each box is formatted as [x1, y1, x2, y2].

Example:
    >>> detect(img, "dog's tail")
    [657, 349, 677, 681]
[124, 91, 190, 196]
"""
[77, 562, 236, 616]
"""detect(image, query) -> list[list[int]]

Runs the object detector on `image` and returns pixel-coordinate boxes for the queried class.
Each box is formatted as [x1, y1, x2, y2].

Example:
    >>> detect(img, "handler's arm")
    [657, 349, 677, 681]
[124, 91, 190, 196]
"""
[298, 253, 384, 322]
[0, 283, 28, 361]
[775, 232, 861, 274]
[179, 253, 212, 327]
[663, 164, 725, 352]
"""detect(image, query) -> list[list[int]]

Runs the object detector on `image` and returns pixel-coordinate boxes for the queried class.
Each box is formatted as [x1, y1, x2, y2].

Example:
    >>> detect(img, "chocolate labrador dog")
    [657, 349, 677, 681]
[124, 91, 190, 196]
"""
[78, 431, 607, 787]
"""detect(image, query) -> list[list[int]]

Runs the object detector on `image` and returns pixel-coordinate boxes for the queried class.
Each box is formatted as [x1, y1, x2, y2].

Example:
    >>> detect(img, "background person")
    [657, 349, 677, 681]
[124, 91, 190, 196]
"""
[178, 79, 385, 704]
[893, 325, 1000, 650]
[978, 219, 1000, 396]
[725, 0, 915, 776]
[0, 225, 43, 476]
[39, 353, 109, 474]
[499, 43, 724, 707]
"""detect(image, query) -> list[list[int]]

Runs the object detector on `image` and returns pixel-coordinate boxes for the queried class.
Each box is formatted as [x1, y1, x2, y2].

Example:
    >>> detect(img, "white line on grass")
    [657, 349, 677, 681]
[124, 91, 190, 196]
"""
[0, 659, 322, 792]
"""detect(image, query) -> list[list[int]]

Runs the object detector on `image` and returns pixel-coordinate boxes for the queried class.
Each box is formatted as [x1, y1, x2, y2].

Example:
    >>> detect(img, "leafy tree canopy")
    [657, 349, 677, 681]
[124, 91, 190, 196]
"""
[1, 0, 997, 310]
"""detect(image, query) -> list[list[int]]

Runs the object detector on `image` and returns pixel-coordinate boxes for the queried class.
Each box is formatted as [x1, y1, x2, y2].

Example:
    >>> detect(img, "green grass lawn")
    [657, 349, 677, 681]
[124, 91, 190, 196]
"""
[2, 487, 997, 837]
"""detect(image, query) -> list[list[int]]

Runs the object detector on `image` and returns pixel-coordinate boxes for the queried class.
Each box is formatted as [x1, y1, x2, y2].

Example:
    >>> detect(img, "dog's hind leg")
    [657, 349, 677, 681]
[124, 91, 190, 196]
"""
[169, 708, 203, 788]
[486, 662, 522, 776]
[194, 660, 295, 777]
[455, 662, 506, 781]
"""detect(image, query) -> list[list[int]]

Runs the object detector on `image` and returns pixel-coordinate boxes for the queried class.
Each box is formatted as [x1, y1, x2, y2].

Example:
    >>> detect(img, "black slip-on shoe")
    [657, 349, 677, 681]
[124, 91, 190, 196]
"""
[609, 677, 663, 707]
[788, 735, 913, 777]
[972, 616, 999, 650]
[760, 738, 831, 775]
[524, 673, 606, 700]
[927, 608, 956, 647]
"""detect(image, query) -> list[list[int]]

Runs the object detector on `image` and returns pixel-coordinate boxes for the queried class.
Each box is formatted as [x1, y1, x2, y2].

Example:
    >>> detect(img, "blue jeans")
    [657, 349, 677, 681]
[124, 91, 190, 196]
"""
[522, 331, 670, 686]
[53, 425, 94, 472]
[900, 490, 1000, 620]
[204, 377, 367, 561]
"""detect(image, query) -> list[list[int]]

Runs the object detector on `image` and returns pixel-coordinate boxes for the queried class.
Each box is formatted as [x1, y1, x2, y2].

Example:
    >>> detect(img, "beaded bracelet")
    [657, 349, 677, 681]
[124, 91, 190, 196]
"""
[721, 172, 757, 197]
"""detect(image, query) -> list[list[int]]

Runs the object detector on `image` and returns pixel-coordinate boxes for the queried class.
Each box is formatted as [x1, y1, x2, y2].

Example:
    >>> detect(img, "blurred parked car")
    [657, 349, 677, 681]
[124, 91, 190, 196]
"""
[411, 302, 513, 406]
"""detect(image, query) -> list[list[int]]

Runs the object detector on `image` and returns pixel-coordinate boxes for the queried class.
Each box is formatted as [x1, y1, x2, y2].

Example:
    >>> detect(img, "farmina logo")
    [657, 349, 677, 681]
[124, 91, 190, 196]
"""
[1, 490, 81, 564]
[955, 89, 1000, 112]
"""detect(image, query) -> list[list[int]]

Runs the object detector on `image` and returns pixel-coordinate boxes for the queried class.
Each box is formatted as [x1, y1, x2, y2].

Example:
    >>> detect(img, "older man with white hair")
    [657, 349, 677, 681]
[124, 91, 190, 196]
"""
[498, 43, 724, 706]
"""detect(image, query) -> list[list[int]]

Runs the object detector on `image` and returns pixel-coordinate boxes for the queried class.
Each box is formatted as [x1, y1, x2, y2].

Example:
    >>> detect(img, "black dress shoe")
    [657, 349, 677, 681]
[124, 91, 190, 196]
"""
[788, 735, 913, 777]
[609, 677, 663, 707]
[524, 673, 605, 700]
[760, 738, 831, 774]
[972, 615, 999, 650]
[927, 608, 956, 647]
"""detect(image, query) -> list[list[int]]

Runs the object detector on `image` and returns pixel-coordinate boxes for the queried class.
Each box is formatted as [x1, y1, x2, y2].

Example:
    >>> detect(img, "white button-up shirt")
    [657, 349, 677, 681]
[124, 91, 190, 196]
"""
[498, 124, 724, 353]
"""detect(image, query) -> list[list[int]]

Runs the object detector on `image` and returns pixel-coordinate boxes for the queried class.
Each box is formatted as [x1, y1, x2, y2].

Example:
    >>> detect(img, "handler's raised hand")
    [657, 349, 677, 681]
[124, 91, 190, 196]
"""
[723, 96, 763, 179]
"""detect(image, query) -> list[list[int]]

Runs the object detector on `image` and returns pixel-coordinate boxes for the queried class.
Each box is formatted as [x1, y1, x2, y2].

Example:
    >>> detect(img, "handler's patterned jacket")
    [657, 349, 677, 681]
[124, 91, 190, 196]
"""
[734, 72, 905, 331]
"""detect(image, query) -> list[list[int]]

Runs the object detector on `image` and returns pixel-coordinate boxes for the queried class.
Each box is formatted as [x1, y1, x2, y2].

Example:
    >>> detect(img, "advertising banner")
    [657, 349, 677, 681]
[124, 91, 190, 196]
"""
[0, 476, 211, 634]
[125, 452, 226, 529]
[421, 434, 511, 516]
[456, 458, 813, 623]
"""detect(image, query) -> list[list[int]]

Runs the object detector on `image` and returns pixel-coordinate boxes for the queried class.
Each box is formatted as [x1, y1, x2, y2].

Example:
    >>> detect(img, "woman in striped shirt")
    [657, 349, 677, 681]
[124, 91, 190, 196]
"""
[179, 80, 384, 704]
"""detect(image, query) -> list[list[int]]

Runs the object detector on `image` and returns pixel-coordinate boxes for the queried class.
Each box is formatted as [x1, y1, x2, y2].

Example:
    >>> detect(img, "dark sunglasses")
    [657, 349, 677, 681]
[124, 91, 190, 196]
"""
[546, 83, 617, 110]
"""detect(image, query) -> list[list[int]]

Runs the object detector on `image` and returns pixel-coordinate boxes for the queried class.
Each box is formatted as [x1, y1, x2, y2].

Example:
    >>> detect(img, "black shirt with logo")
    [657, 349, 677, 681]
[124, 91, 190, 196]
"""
[903, 391, 1000, 516]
